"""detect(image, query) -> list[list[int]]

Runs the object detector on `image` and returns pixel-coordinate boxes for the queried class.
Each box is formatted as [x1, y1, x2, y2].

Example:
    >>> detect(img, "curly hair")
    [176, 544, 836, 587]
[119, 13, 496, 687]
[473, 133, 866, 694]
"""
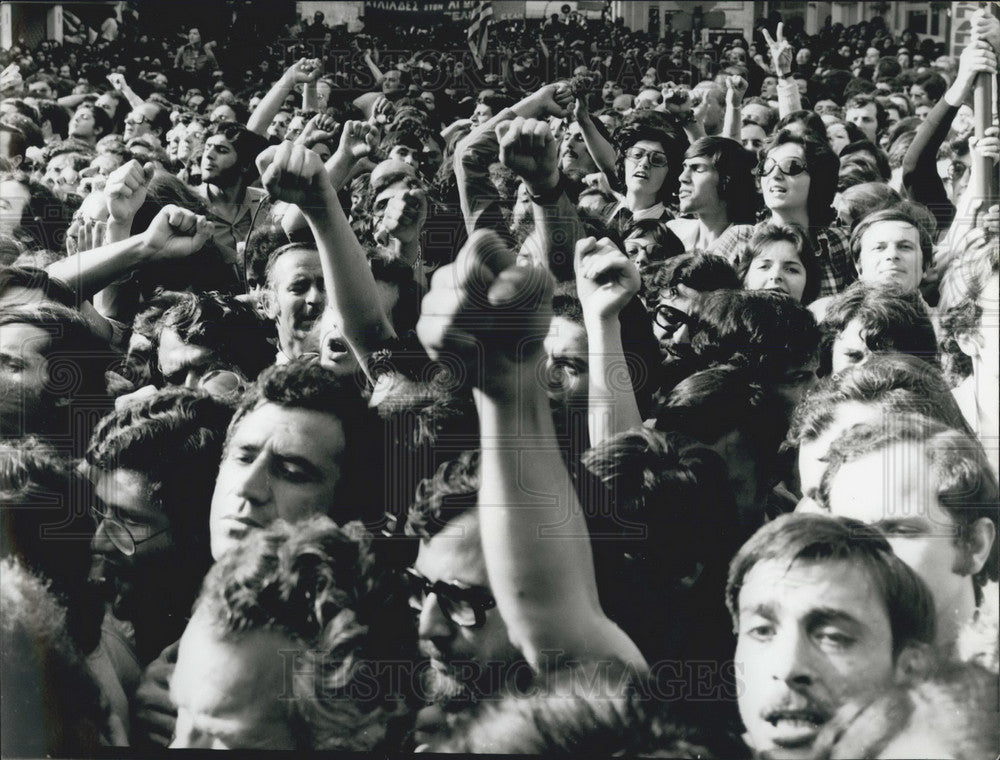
[405, 449, 480, 540]
[192, 515, 416, 751]
[614, 121, 689, 206]
[937, 241, 998, 384]
[819, 281, 939, 376]
[228, 359, 387, 528]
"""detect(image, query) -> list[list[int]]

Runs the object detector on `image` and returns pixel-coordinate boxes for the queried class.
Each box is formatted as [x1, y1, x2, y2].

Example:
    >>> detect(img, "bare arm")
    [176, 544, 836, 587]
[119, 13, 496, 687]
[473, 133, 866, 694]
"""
[247, 58, 321, 137]
[416, 231, 648, 672]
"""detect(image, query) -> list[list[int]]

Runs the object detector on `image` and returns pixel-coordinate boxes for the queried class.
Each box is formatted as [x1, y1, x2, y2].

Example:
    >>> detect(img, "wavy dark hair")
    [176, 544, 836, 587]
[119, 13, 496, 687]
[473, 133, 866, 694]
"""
[737, 223, 823, 305]
[614, 122, 689, 206]
[762, 130, 840, 226]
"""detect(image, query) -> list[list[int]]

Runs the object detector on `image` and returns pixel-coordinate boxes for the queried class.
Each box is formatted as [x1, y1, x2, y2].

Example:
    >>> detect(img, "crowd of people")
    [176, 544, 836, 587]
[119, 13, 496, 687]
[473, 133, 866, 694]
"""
[1, 2, 999, 755]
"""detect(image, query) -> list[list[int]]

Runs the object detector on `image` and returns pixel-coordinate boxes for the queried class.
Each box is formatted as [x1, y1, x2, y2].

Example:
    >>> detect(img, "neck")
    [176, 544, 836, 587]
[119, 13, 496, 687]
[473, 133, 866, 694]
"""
[937, 584, 979, 659]
[972, 366, 1000, 430]
[769, 207, 809, 229]
[696, 204, 730, 240]
[626, 188, 658, 212]
[207, 177, 245, 206]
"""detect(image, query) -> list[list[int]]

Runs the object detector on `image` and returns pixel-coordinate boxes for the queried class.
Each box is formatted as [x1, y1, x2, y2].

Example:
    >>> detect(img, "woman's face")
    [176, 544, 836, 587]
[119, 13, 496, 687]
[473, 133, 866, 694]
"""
[743, 240, 808, 302]
[760, 143, 810, 217]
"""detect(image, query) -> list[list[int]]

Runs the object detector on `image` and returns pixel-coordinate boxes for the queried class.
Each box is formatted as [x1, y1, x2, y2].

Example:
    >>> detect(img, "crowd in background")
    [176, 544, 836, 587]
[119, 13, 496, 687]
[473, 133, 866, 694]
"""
[1, 2, 999, 756]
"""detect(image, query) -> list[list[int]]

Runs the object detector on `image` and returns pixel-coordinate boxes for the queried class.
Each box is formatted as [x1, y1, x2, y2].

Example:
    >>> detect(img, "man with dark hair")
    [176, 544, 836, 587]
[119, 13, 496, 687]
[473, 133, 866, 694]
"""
[209, 358, 383, 561]
[0, 302, 112, 455]
[67, 104, 112, 147]
[727, 512, 937, 759]
[193, 121, 268, 270]
[0, 122, 27, 169]
[819, 414, 998, 661]
[86, 388, 234, 666]
[844, 93, 885, 143]
[170, 516, 414, 750]
[910, 70, 947, 109]
[646, 252, 740, 356]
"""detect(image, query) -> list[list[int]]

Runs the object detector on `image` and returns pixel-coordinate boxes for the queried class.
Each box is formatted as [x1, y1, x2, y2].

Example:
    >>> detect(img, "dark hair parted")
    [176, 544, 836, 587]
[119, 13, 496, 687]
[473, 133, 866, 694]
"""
[614, 121, 689, 206]
[763, 130, 840, 226]
[684, 136, 759, 225]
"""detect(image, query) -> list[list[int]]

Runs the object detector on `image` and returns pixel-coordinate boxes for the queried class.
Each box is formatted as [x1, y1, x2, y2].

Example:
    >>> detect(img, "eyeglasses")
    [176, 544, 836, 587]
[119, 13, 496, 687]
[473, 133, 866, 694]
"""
[125, 114, 150, 126]
[91, 504, 170, 557]
[653, 303, 691, 332]
[405, 568, 496, 628]
[756, 157, 809, 178]
[625, 146, 669, 167]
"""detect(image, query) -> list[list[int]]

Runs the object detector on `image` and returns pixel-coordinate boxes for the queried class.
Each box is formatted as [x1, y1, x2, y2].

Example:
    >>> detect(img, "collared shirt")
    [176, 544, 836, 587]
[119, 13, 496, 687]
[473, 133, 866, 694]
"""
[194, 183, 268, 275]
[607, 200, 669, 224]
[713, 221, 856, 297]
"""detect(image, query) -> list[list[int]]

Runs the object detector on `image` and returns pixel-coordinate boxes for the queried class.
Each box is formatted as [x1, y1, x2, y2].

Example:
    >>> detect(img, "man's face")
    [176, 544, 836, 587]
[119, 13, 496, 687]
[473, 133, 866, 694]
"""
[857, 220, 923, 291]
[388, 143, 421, 170]
[210, 104, 236, 124]
[736, 558, 897, 759]
[602, 81, 622, 104]
[796, 400, 877, 504]
[909, 85, 930, 108]
[28, 81, 54, 99]
[414, 512, 521, 707]
[171, 614, 299, 749]
[124, 105, 156, 141]
[265, 248, 325, 359]
[653, 283, 700, 355]
[743, 103, 773, 128]
[95, 93, 117, 119]
[762, 77, 778, 99]
[741, 123, 767, 154]
[825, 442, 990, 649]
[201, 134, 241, 186]
[267, 112, 291, 142]
[864, 47, 880, 66]
[634, 88, 661, 110]
[0, 179, 30, 236]
[678, 154, 720, 215]
[0, 322, 50, 435]
[69, 107, 99, 140]
[157, 326, 215, 387]
[845, 102, 878, 143]
[554, 121, 595, 180]
[188, 28, 201, 45]
[209, 402, 345, 560]
[543, 316, 588, 406]
[90, 468, 175, 608]
[382, 70, 404, 97]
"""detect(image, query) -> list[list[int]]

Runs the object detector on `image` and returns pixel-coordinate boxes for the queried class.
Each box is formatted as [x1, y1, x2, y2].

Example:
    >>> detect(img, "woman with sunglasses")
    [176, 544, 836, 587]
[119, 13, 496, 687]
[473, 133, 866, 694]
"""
[713, 130, 855, 299]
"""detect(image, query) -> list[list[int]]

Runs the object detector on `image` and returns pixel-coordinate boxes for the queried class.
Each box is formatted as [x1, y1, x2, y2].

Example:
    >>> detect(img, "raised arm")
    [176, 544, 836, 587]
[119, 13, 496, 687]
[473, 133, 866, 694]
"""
[47, 206, 212, 299]
[722, 75, 748, 142]
[572, 95, 618, 179]
[247, 58, 321, 136]
[762, 23, 800, 117]
[258, 143, 395, 381]
[575, 237, 643, 446]
[496, 116, 584, 281]
[107, 73, 145, 110]
[416, 230, 648, 673]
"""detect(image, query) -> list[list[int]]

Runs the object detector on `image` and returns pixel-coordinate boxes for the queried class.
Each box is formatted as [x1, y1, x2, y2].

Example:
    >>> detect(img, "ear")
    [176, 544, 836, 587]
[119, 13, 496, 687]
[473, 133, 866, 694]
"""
[965, 516, 996, 577]
[955, 329, 983, 360]
[892, 641, 933, 686]
[259, 287, 277, 320]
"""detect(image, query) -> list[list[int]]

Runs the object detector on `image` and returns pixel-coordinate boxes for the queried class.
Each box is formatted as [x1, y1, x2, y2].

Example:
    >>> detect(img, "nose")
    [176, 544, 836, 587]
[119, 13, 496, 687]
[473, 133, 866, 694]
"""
[306, 284, 324, 307]
[170, 714, 215, 749]
[91, 520, 116, 553]
[672, 322, 691, 346]
[233, 453, 271, 509]
[766, 266, 784, 284]
[771, 628, 816, 688]
[417, 592, 452, 641]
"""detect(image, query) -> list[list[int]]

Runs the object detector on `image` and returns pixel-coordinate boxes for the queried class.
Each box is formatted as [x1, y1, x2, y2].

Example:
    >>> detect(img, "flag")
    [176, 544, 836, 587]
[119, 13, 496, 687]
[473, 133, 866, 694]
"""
[467, 1, 494, 69]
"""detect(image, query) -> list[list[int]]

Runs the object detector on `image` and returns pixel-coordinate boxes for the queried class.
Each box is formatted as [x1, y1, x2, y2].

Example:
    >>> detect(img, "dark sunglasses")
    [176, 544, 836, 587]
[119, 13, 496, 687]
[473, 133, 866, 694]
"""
[405, 568, 496, 628]
[756, 157, 809, 178]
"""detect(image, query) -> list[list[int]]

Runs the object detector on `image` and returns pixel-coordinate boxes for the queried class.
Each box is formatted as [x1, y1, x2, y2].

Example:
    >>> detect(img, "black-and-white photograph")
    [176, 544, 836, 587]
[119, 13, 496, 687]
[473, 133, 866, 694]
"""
[1, 0, 997, 755]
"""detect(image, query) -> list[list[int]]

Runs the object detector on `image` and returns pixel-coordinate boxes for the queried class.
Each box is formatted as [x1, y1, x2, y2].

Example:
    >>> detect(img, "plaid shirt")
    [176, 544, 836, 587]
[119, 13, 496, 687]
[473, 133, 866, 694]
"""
[713, 221, 856, 298]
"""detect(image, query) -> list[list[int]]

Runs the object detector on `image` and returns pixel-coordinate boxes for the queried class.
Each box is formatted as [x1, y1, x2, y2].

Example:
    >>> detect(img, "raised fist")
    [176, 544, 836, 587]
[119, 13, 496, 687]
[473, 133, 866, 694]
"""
[416, 230, 554, 396]
[256, 141, 333, 211]
[575, 236, 640, 322]
[338, 119, 379, 160]
[726, 75, 748, 107]
[378, 188, 427, 244]
[140, 205, 212, 260]
[496, 116, 559, 194]
[105, 160, 155, 225]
